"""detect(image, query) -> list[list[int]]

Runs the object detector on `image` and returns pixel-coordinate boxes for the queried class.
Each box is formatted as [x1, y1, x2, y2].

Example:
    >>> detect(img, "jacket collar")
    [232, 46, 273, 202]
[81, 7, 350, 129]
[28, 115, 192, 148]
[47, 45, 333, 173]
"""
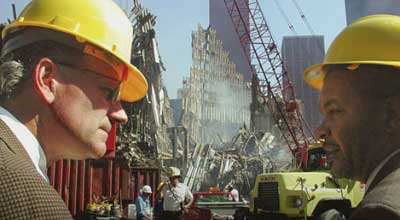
[0, 107, 48, 182]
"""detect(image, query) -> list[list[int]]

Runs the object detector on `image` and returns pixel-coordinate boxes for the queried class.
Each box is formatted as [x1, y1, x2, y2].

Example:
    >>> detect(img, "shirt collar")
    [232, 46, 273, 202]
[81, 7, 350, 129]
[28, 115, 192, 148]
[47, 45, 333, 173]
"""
[0, 107, 49, 182]
[365, 148, 400, 193]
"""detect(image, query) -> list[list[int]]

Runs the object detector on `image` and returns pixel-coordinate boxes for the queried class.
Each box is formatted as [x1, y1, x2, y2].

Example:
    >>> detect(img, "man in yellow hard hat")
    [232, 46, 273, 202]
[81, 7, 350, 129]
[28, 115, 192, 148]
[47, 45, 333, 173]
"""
[160, 167, 193, 220]
[305, 14, 400, 220]
[0, 0, 147, 219]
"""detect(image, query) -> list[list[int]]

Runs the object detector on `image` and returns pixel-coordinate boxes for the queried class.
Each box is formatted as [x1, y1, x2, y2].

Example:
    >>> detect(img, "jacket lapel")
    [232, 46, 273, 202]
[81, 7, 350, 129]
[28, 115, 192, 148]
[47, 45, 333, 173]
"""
[0, 118, 37, 170]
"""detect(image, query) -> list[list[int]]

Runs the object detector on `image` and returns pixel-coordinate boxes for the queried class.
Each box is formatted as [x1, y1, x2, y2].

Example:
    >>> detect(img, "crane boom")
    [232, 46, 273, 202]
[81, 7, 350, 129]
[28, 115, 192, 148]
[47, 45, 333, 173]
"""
[223, 0, 310, 168]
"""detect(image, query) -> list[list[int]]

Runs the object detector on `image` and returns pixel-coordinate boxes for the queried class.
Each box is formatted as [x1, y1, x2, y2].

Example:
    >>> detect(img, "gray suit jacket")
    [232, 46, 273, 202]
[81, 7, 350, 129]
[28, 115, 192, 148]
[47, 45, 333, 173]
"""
[0, 119, 72, 220]
[350, 160, 400, 220]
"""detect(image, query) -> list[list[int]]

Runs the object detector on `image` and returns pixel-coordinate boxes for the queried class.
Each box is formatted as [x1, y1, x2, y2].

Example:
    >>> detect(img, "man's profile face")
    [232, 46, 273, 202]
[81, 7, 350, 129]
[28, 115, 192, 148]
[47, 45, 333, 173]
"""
[316, 68, 385, 180]
[50, 62, 128, 159]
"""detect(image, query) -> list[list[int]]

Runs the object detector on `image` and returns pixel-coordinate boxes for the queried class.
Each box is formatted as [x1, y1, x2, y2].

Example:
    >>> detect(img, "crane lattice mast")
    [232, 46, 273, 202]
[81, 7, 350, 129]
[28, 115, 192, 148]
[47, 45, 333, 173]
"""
[224, 0, 310, 168]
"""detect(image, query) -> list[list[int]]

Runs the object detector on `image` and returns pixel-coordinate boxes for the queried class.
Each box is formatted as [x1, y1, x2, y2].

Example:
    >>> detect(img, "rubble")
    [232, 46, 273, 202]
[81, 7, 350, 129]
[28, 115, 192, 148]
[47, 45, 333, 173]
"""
[116, 0, 174, 168]
[172, 24, 294, 198]
[184, 125, 292, 199]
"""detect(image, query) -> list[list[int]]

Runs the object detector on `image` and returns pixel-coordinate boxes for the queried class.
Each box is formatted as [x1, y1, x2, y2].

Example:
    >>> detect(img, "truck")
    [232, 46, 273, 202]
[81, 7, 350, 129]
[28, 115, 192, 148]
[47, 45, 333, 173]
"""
[248, 143, 364, 219]
[189, 190, 248, 220]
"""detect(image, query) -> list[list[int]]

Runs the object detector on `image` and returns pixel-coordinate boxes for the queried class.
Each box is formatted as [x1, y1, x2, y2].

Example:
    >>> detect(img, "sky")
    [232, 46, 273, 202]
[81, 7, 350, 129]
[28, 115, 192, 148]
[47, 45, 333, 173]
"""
[0, 0, 346, 98]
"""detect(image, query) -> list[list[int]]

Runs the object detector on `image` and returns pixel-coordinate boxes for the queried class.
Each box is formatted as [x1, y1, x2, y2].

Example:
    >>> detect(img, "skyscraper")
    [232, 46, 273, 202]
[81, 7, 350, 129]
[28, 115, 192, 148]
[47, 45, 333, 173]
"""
[345, 0, 400, 25]
[209, 0, 252, 81]
[181, 25, 251, 144]
[281, 35, 325, 133]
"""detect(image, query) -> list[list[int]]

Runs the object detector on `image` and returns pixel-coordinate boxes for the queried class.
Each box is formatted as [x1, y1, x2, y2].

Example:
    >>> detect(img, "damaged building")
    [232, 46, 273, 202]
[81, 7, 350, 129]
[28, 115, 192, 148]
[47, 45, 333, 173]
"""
[116, 1, 175, 168]
[177, 25, 292, 199]
[179, 24, 251, 146]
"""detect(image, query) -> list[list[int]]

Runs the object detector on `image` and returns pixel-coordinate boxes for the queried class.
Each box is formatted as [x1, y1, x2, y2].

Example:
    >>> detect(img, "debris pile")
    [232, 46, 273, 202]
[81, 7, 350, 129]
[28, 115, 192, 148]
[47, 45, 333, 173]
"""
[116, 0, 174, 168]
[184, 125, 292, 199]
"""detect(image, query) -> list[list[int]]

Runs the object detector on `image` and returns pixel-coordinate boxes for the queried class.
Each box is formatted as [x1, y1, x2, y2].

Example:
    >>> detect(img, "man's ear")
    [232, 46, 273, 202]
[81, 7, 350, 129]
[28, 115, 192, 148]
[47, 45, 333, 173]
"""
[32, 58, 58, 105]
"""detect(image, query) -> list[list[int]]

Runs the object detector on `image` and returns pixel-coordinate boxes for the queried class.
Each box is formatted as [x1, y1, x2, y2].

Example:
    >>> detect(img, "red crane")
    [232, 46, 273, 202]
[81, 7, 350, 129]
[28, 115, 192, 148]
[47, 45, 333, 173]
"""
[224, 0, 311, 169]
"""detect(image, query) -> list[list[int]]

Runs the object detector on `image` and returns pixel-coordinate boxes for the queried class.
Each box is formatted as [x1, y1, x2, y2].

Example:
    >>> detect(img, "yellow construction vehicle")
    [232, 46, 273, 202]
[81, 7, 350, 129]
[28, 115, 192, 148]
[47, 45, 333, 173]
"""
[248, 143, 364, 219]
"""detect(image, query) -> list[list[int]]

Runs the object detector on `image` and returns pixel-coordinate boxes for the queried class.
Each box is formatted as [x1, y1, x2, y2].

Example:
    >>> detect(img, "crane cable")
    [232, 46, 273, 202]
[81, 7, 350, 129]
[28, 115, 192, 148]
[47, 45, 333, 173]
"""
[271, 0, 318, 140]
[272, 0, 298, 35]
[291, 0, 315, 35]
[289, 0, 319, 140]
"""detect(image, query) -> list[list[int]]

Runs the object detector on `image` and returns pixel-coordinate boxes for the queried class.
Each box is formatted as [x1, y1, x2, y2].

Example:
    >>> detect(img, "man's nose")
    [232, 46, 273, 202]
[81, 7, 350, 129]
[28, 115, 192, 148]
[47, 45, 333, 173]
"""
[315, 120, 330, 141]
[108, 101, 128, 124]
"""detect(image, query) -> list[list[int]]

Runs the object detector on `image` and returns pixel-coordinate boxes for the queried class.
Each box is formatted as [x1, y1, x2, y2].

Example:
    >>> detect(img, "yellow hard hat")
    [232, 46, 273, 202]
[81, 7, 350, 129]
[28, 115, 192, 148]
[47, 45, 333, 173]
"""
[2, 0, 148, 102]
[304, 14, 400, 90]
[167, 167, 181, 178]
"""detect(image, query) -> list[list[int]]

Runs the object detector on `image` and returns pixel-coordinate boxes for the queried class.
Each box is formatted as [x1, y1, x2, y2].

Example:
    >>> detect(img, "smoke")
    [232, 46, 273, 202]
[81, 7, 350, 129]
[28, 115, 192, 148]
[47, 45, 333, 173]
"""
[201, 77, 251, 145]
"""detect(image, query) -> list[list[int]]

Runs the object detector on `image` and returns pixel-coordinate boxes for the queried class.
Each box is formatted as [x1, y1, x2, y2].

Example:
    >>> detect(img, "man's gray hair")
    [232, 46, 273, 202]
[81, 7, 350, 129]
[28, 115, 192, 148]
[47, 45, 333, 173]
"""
[0, 59, 25, 103]
[0, 41, 77, 104]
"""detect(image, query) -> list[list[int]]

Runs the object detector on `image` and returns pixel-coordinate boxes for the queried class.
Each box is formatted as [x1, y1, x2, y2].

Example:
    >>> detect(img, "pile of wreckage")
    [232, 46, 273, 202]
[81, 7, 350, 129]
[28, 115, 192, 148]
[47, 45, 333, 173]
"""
[115, 0, 177, 169]
[184, 125, 292, 199]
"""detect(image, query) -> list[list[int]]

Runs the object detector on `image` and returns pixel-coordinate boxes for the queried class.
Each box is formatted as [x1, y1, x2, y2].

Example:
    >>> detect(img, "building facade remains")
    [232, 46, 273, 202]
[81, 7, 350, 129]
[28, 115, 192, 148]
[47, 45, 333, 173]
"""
[179, 24, 251, 146]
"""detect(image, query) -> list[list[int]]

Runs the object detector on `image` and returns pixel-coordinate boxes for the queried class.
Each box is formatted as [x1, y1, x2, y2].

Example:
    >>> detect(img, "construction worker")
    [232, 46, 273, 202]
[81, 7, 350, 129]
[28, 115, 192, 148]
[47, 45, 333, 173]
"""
[154, 181, 166, 220]
[304, 14, 400, 220]
[136, 185, 153, 220]
[0, 0, 147, 219]
[225, 183, 239, 202]
[160, 167, 193, 220]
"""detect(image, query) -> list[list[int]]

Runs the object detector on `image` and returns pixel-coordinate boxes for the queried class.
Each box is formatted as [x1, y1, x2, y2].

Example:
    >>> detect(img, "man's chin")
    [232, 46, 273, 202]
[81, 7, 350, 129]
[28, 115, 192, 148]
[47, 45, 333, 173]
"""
[88, 142, 107, 159]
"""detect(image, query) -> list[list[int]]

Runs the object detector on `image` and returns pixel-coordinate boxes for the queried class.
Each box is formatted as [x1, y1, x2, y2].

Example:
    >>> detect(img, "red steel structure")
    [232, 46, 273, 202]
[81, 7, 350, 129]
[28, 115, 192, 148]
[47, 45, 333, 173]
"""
[48, 160, 160, 218]
[48, 124, 161, 219]
[223, 0, 310, 168]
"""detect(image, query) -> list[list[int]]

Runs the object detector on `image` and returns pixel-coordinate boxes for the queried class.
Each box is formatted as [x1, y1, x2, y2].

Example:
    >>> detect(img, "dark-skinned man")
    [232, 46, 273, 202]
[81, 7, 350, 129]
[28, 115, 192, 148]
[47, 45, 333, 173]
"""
[304, 14, 400, 220]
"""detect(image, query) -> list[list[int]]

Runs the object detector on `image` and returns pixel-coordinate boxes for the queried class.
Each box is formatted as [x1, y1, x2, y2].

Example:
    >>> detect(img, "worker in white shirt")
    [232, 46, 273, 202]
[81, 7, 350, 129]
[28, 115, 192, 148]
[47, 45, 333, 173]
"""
[160, 167, 193, 220]
[226, 184, 239, 202]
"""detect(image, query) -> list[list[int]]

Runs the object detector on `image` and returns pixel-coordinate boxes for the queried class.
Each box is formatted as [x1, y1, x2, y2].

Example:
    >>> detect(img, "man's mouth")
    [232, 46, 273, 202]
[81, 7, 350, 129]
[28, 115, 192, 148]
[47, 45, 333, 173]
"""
[100, 126, 111, 133]
[326, 150, 340, 164]
[323, 143, 341, 164]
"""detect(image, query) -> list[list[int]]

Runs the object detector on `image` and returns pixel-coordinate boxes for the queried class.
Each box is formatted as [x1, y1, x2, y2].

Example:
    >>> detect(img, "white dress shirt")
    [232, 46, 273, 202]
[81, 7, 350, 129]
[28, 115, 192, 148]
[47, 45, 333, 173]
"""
[0, 107, 48, 182]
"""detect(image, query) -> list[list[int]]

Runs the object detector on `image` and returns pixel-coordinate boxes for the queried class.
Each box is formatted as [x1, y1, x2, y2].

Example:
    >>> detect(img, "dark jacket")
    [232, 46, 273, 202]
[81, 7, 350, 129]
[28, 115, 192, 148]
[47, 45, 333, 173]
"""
[0, 119, 72, 220]
[350, 157, 400, 220]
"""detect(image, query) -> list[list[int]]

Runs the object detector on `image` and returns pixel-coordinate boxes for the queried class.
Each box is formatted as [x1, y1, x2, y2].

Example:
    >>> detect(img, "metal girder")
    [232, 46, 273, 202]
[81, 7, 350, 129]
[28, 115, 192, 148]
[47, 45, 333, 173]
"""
[224, 0, 309, 169]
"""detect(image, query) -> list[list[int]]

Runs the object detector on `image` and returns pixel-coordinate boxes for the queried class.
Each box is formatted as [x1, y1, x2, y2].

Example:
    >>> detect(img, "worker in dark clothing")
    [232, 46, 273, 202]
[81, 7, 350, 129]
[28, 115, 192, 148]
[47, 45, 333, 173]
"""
[154, 181, 166, 220]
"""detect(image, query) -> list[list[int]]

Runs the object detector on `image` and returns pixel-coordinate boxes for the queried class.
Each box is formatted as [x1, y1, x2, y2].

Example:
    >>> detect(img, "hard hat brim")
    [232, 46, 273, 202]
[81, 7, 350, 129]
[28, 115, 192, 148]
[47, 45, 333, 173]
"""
[304, 61, 400, 91]
[303, 63, 326, 91]
[121, 64, 148, 102]
[3, 21, 148, 102]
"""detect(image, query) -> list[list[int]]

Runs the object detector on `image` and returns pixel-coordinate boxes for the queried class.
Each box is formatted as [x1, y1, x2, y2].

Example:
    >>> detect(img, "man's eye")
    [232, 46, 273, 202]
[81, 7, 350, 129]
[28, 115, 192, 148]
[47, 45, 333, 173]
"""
[100, 87, 115, 100]
[327, 108, 342, 115]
